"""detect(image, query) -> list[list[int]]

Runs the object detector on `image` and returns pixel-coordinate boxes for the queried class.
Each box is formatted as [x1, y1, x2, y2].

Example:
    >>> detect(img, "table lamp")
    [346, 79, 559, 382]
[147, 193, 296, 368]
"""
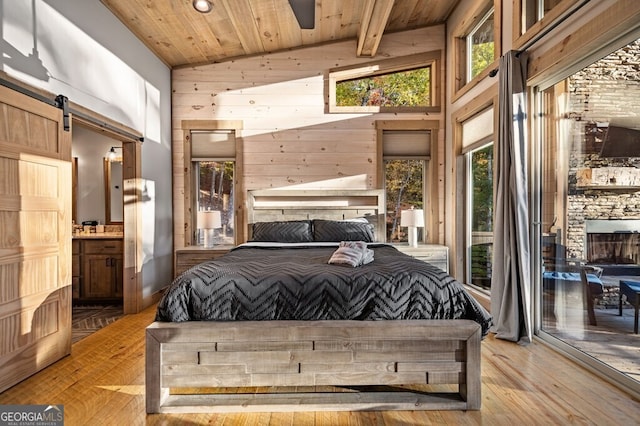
[197, 210, 222, 248]
[401, 207, 424, 248]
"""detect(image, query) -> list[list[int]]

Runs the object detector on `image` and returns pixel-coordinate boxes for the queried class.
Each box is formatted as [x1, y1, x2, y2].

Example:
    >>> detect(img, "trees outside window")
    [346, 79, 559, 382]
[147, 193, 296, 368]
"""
[328, 51, 440, 113]
[336, 67, 431, 107]
[195, 160, 234, 245]
[467, 8, 495, 82]
[467, 144, 493, 289]
[385, 159, 424, 242]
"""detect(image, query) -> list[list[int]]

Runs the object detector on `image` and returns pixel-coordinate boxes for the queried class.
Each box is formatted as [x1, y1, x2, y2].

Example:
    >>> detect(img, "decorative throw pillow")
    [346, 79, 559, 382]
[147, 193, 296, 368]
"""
[312, 219, 375, 242]
[251, 220, 313, 243]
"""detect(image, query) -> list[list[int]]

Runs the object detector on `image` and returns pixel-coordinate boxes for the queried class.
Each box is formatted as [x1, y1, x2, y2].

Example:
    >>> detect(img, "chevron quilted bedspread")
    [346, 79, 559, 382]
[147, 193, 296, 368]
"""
[156, 243, 492, 336]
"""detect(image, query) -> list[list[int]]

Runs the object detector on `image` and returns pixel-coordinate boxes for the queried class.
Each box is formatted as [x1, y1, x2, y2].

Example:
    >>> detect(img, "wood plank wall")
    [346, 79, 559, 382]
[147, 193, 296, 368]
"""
[172, 26, 446, 248]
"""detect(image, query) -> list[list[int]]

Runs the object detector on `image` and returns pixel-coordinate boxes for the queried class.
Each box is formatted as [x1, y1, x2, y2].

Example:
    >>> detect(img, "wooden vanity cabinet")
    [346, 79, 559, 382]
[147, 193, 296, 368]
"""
[72, 238, 123, 302]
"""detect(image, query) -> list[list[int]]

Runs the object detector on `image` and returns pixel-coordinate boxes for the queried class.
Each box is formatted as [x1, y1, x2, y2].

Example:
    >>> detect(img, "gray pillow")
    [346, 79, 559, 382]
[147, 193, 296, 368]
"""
[312, 219, 375, 242]
[251, 220, 313, 243]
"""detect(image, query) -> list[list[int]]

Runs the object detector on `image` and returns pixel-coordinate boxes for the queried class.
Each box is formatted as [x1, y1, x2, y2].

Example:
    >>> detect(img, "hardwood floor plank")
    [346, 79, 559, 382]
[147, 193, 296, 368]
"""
[483, 335, 638, 425]
[0, 304, 639, 425]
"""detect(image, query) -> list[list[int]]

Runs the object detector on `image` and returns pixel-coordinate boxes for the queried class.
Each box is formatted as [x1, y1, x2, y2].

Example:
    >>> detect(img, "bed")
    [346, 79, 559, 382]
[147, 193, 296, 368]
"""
[146, 190, 492, 413]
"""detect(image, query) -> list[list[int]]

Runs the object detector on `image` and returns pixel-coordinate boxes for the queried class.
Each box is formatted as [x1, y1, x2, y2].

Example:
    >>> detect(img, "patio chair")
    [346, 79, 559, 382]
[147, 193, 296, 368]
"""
[580, 268, 601, 326]
[543, 267, 604, 326]
[619, 280, 640, 334]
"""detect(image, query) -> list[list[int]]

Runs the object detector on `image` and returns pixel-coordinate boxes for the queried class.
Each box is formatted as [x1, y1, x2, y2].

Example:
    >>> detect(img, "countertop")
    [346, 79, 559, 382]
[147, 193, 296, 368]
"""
[72, 232, 123, 239]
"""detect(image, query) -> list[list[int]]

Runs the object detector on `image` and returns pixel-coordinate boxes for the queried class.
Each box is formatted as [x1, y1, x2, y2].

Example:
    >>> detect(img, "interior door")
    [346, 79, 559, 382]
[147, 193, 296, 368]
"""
[0, 84, 72, 392]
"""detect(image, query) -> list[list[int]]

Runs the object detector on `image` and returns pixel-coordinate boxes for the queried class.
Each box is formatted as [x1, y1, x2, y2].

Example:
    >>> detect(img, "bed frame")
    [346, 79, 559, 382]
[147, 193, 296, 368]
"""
[146, 189, 483, 413]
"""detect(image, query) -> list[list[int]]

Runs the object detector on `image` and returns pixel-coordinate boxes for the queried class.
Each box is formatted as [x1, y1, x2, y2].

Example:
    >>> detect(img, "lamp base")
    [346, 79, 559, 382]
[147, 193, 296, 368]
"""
[203, 229, 216, 248]
[408, 226, 418, 248]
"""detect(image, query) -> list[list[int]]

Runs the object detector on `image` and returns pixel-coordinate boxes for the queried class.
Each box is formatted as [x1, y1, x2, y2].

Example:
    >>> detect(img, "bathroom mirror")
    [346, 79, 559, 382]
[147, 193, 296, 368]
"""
[104, 158, 123, 224]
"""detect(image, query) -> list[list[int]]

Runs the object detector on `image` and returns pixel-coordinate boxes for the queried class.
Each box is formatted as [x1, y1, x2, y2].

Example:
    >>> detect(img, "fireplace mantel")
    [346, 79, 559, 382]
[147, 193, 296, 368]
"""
[585, 219, 640, 233]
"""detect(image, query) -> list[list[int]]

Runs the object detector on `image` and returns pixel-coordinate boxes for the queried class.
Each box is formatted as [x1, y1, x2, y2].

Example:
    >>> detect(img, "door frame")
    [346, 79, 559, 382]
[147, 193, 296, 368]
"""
[70, 105, 143, 314]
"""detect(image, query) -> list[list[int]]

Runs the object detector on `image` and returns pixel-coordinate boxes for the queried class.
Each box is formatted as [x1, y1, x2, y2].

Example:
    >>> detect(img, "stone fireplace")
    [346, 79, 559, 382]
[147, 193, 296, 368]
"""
[585, 220, 640, 267]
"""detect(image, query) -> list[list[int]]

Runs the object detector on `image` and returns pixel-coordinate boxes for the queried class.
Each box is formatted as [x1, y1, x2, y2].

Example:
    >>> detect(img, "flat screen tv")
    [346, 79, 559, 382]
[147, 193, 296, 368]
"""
[599, 125, 640, 158]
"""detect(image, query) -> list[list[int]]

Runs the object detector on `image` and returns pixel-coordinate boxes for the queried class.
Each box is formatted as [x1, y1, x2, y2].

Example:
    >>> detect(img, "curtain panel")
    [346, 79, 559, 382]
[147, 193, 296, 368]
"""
[490, 50, 533, 344]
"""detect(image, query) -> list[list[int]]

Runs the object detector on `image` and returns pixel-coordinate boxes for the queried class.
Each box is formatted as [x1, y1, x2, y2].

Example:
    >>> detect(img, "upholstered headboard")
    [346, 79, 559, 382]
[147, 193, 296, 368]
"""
[247, 189, 386, 242]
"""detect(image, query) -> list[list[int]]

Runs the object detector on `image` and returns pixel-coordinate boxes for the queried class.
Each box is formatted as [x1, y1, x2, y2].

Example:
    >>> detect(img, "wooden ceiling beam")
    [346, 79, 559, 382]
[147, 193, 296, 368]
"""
[356, 0, 395, 57]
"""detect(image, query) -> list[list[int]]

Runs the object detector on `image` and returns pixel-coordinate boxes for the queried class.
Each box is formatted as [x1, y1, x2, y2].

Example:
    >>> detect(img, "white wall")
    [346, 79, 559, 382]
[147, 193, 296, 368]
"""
[71, 126, 119, 225]
[1, 0, 173, 298]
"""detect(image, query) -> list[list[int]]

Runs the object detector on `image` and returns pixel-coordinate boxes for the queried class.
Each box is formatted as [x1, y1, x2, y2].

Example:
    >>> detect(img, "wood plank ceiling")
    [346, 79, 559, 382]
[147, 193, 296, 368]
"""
[100, 0, 461, 68]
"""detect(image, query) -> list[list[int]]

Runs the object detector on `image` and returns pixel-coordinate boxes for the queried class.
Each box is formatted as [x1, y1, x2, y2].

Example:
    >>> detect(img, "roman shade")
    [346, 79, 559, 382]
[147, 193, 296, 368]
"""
[191, 130, 236, 158]
[382, 130, 430, 158]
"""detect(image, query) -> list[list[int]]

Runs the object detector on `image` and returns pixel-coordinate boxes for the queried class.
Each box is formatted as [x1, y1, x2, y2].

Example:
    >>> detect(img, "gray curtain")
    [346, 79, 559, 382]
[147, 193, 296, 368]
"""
[490, 51, 533, 344]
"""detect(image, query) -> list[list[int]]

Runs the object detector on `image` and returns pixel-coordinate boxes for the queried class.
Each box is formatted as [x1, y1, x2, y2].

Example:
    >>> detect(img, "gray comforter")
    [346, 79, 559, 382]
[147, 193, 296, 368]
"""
[156, 243, 492, 336]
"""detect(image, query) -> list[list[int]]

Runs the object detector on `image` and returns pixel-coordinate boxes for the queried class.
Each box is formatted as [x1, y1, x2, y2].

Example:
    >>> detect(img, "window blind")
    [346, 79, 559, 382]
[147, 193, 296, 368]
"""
[382, 130, 430, 157]
[462, 108, 493, 153]
[191, 130, 235, 158]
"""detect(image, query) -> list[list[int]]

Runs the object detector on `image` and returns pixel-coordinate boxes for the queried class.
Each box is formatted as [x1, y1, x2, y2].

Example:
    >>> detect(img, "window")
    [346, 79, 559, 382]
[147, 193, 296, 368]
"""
[452, 1, 499, 95]
[382, 130, 429, 243]
[191, 130, 235, 245]
[461, 108, 494, 289]
[336, 67, 431, 108]
[515, 0, 581, 44]
[329, 52, 441, 113]
[466, 8, 495, 83]
[521, 0, 564, 34]
[466, 144, 494, 289]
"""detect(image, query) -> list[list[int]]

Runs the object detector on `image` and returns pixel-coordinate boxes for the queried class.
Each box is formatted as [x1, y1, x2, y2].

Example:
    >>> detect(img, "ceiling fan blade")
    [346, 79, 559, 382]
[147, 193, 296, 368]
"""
[288, 0, 315, 29]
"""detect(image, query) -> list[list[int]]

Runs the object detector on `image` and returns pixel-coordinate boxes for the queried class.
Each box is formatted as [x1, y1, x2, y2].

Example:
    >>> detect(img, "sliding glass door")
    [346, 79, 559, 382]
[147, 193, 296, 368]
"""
[536, 38, 640, 391]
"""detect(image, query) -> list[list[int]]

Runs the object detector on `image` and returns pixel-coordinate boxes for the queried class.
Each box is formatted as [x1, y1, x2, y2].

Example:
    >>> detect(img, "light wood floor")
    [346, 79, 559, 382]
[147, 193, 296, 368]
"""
[1, 304, 639, 425]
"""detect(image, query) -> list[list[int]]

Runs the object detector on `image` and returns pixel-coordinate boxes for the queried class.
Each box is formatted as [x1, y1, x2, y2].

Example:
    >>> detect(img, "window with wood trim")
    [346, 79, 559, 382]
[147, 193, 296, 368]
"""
[328, 52, 441, 113]
[383, 130, 430, 243]
[461, 108, 495, 290]
[514, 0, 581, 46]
[467, 8, 495, 83]
[521, 0, 563, 33]
[453, 0, 499, 94]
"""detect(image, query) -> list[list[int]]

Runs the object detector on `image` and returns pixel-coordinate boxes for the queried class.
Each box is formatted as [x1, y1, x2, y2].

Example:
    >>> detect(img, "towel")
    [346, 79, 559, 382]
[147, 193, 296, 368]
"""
[327, 241, 374, 267]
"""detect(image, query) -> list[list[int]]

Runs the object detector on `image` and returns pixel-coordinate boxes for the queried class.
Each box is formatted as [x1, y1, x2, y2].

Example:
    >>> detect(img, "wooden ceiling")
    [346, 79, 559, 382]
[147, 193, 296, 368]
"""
[100, 0, 461, 68]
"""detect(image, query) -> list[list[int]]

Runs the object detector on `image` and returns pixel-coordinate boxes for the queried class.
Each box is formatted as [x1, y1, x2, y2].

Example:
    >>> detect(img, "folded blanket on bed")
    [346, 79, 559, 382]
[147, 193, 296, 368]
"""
[328, 241, 374, 267]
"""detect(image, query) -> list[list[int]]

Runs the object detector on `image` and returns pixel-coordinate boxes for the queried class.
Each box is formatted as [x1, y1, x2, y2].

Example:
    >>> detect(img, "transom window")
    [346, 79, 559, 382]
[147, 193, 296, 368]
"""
[521, 0, 564, 34]
[452, 1, 499, 94]
[336, 67, 431, 108]
[467, 8, 495, 83]
[329, 52, 440, 113]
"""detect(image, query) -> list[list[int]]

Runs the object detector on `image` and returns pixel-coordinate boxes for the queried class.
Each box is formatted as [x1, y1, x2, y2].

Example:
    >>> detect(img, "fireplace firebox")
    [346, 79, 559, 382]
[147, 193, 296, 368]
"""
[586, 220, 640, 274]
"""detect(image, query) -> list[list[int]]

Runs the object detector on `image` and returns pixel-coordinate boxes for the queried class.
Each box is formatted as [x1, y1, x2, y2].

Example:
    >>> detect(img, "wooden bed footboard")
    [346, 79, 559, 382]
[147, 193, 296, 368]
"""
[146, 319, 482, 413]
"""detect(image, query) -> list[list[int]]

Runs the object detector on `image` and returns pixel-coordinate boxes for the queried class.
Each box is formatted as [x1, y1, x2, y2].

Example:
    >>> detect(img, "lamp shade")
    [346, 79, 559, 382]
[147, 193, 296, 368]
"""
[400, 209, 424, 227]
[197, 210, 221, 229]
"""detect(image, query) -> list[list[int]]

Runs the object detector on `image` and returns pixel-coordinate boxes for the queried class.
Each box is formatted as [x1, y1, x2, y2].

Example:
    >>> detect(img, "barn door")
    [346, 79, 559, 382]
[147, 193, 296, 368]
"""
[0, 84, 72, 392]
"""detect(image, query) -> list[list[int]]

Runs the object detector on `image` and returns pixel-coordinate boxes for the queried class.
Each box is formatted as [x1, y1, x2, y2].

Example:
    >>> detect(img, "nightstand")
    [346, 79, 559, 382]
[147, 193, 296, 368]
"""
[174, 245, 235, 278]
[393, 244, 449, 274]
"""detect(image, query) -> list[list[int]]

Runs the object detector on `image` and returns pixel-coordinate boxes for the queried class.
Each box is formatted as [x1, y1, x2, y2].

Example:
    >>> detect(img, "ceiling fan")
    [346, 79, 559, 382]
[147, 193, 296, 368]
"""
[288, 0, 315, 29]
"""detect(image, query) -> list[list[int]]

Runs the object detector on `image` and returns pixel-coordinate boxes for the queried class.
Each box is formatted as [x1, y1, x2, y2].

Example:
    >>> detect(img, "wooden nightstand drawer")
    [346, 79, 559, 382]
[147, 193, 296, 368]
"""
[393, 244, 449, 273]
[174, 245, 235, 278]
